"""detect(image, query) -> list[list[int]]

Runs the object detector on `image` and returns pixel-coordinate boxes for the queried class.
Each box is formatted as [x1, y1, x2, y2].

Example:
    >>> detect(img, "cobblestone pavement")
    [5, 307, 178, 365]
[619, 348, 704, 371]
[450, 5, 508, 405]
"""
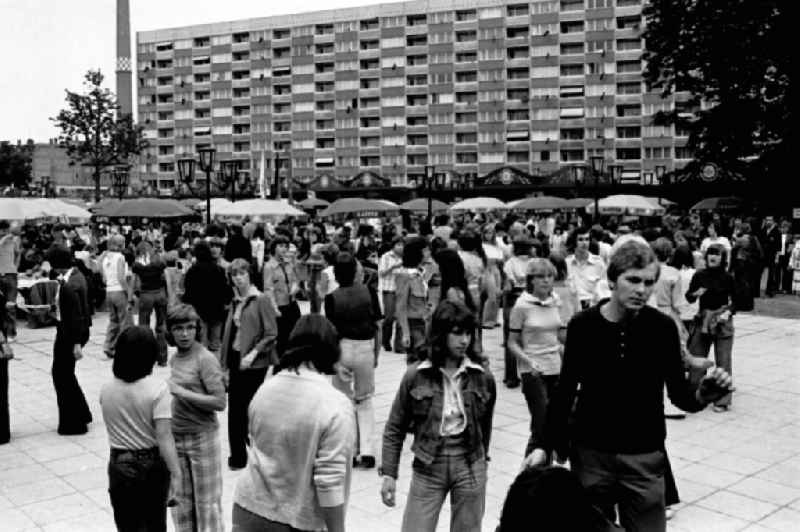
[1, 307, 798, 531]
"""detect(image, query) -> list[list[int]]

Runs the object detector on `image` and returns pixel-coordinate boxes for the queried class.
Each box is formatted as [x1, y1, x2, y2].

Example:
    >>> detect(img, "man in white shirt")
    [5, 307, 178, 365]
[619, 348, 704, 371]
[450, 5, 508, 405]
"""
[566, 228, 608, 309]
[101, 235, 133, 358]
[378, 236, 405, 353]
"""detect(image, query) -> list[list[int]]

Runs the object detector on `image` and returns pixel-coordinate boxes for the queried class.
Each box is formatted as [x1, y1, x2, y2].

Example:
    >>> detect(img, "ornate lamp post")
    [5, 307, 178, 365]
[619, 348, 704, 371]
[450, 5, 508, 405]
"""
[110, 165, 129, 200]
[422, 164, 446, 221]
[654, 164, 667, 206]
[177, 147, 217, 225]
[590, 155, 605, 222]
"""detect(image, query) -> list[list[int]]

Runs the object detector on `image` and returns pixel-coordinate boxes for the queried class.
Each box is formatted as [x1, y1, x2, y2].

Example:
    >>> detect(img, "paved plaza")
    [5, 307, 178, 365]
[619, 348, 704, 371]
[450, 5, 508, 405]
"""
[1, 306, 799, 532]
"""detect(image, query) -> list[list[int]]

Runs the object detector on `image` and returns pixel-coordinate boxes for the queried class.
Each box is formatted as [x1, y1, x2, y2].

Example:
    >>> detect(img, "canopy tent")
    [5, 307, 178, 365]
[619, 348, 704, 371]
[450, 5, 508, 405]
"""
[585, 195, 666, 217]
[319, 198, 400, 217]
[0, 198, 91, 222]
[31, 199, 92, 222]
[400, 198, 449, 213]
[297, 197, 330, 209]
[506, 195, 570, 211]
[96, 198, 194, 218]
[690, 196, 744, 212]
[449, 197, 507, 212]
[215, 199, 305, 218]
[562, 198, 594, 209]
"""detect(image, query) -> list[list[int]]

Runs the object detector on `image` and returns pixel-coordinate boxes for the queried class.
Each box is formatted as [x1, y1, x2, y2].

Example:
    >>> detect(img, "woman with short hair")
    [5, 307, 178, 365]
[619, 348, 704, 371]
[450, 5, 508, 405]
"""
[166, 304, 227, 531]
[132, 240, 168, 365]
[395, 236, 431, 365]
[101, 325, 182, 532]
[220, 258, 278, 470]
[380, 300, 496, 532]
[232, 315, 355, 532]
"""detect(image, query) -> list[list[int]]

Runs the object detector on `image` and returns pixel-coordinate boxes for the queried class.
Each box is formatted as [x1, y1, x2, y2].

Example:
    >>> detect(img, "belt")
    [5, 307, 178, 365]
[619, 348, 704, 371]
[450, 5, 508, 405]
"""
[110, 447, 160, 461]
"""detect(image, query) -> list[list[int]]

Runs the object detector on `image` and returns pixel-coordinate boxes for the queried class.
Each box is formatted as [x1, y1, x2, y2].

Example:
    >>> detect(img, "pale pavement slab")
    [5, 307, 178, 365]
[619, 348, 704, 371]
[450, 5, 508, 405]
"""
[2, 308, 798, 532]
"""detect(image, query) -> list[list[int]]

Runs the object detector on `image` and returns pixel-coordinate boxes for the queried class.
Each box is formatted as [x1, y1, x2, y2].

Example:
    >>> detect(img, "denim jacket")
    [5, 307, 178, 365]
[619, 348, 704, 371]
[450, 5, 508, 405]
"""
[380, 360, 496, 479]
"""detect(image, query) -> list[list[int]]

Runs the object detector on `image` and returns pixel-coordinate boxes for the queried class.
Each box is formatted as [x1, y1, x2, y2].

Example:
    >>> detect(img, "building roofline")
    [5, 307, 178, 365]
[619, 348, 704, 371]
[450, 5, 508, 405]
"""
[137, 0, 515, 43]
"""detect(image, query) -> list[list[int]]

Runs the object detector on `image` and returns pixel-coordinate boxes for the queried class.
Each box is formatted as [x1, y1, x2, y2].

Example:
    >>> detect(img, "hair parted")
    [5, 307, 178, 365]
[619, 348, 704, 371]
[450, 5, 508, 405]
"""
[113, 326, 158, 382]
[275, 314, 341, 375]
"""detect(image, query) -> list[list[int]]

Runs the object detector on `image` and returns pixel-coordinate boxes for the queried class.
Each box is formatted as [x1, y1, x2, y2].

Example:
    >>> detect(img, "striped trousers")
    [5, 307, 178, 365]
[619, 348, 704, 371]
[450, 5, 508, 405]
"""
[171, 428, 224, 532]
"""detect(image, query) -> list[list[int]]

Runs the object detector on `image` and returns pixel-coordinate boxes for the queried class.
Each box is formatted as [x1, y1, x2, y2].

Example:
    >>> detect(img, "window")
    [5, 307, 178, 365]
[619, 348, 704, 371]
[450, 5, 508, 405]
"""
[456, 132, 477, 144]
[616, 126, 640, 138]
[455, 9, 476, 22]
[560, 20, 585, 34]
[560, 149, 584, 162]
[675, 146, 693, 159]
[360, 18, 379, 30]
[407, 74, 427, 86]
[315, 81, 334, 93]
[456, 51, 477, 63]
[617, 0, 641, 6]
[644, 146, 671, 159]
[407, 134, 428, 146]
[407, 35, 427, 47]
[560, 85, 585, 98]
[273, 47, 290, 59]
[508, 150, 529, 163]
[315, 24, 333, 35]
[407, 115, 427, 126]
[408, 54, 427, 66]
[561, 0, 584, 11]
[507, 109, 530, 121]
[617, 60, 641, 73]
[455, 112, 477, 124]
[560, 107, 585, 118]
[273, 28, 290, 39]
[455, 30, 477, 42]
[315, 119, 334, 130]
[617, 38, 641, 51]
[507, 67, 529, 80]
[507, 26, 528, 39]
[616, 147, 641, 160]
[456, 152, 477, 164]
[616, 81, 641, 94]
[232, 105, 250, 116]
[507, 88, 529, 101]
[455, 92, 477, 104]
[407, 14, 427, 26]
[507, 130, 530, 141]
[361, 39, 379, 50]
[507, 3, 529, 16]
[315, 43, 334, 54]
[560, 64, 584, 76]
[616, 104, 641, 117]
[360, 58, 379, 70]
[507, 47, 528, 60]
[560, 128, 584, 140]
[316, 100, 334, 111]
[193, 37, 210, 47]
[360, 97, 379, 108]
[561, 42, 585, 55]
[315, 62, 334, 74]
[479, 6, 503, 19]
[232, 51, 249, 62]
[407, 94, 427, 106]
[273, 84, 291, 95]
[360, 78, 379, 89]
[456, 71, 477, 83]
[617, 15, 641, 30]
[360, 116, 380, 128]
[231, 88, 248, 98]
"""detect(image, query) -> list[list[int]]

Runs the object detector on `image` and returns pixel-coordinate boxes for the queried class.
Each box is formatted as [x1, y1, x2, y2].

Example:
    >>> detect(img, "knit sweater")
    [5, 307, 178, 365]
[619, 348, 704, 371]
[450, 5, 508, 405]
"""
[234, 367, 355, 531]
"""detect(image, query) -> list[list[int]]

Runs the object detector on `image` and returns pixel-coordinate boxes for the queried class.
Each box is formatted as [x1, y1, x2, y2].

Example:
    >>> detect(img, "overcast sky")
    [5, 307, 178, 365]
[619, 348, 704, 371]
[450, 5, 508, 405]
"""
[0, 0, 389, 142]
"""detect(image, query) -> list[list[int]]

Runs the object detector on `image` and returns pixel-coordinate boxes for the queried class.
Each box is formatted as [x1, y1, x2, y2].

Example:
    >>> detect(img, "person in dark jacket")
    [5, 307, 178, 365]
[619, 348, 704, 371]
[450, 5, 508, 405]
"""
[132, 240, 168, 365]
[224, 224, 252, 264]
[380, 300, 496, 532]
[182, 241, 232, 358]
[47, 246, 93, 435]
[325, 252, 381, 469]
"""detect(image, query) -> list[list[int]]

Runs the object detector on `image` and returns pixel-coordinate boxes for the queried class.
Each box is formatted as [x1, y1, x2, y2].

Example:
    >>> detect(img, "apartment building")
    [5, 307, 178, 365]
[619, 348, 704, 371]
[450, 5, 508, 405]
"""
[136, 0, 692, 192]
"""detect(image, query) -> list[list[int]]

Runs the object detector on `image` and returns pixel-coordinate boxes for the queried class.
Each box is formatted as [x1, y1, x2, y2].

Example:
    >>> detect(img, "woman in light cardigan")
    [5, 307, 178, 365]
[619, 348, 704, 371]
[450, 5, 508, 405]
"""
[232, 315, 354, 532]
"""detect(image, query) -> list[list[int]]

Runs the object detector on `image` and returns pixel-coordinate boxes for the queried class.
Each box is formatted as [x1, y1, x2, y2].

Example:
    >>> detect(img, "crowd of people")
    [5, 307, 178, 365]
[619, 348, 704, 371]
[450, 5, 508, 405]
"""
[0, 206, 795, 531]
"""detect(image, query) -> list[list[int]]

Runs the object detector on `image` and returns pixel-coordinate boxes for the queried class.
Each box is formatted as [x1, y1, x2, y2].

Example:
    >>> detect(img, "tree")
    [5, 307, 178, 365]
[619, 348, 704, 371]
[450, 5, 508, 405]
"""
[643, 0, 789, 186]
[0, 139, 35, 190]
[52, 70, 148, 201]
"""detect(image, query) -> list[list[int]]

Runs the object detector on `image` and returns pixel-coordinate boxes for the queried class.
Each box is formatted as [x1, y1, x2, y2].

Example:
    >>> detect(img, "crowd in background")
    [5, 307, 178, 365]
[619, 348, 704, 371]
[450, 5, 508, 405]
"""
[0, 205, 792, 531]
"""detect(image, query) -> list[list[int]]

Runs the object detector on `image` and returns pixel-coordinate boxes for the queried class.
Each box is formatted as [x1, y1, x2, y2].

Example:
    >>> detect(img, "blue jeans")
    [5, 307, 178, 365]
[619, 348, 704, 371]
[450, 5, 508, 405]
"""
[108, 447, 170, 532]
[688, 317, 734, 406]
[138, 289, 168, 363]
[401, 453, 487, 532]
[104, 291, 132, 357]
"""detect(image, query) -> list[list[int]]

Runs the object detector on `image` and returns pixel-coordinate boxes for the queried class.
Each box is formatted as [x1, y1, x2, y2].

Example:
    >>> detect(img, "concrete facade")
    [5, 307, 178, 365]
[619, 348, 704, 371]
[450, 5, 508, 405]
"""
[136, 0, 691, 192]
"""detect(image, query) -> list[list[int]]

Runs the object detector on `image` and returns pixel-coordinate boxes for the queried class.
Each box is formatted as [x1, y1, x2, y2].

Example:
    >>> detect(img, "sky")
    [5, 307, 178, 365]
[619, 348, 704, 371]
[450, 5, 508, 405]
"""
[0, 0, 388, 142]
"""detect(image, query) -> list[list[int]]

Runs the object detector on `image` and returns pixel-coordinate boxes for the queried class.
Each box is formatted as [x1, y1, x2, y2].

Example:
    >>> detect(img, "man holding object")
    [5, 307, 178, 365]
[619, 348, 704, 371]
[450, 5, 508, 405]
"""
[523, 239, 734, 532]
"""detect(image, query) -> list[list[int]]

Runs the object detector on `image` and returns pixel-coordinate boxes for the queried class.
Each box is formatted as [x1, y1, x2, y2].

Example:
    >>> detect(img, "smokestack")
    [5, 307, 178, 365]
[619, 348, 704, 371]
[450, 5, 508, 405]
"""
[116, 0, 133, 117]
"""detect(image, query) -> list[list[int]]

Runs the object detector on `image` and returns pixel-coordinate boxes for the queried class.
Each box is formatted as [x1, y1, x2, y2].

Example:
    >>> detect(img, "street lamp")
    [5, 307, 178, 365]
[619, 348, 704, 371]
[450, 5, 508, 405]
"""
[590, 156, 605, 222]
[177, 147, 217, 225]
[110, 165, 129, 200]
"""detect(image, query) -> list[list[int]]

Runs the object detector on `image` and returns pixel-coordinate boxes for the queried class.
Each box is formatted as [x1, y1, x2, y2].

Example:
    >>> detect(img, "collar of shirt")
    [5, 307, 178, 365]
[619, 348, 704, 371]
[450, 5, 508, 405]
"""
[517, 291, 561, 308]
[417, 357, 484, 375]
[568, 253, 603, 267]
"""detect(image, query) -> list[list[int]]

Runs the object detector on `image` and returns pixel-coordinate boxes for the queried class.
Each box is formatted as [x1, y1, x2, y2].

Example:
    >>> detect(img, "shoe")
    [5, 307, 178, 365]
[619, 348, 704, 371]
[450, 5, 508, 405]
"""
[58, 425, 88, 436]
[504, 379, 521, 389]
[381, 344, 392, 352]
[665, 507, 675, 520]
[712, 405, 729, 413]
[228, 456, 246, 470]
[356, 456, 376, 469]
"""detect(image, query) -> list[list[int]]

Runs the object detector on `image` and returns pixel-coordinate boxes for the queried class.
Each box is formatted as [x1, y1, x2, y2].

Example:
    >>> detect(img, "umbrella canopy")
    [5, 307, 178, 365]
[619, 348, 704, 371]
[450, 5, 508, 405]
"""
[215, 199, 305, 217]
[400, 198, 449, 213]
[507, 195, 570, 211]
[0, 198, 49, 221]
[586, 195, 666, 217]
[449, 197, 507, 212]
[298, 197, 330, 209]
[31, 199, 92, 222]
[690, 196, 743, 212]
[562, 198, 594, 209]
[99, 198, 194, 218]
[195, 197, 233, 212]
[319, 198, 400, 217]
[88, 198, 120, 213]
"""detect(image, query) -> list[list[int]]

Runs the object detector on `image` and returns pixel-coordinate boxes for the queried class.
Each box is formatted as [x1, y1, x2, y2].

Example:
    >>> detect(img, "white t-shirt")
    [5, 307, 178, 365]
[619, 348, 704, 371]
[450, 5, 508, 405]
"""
[101, 251, 127, 292]
[100, 375, 172, 450]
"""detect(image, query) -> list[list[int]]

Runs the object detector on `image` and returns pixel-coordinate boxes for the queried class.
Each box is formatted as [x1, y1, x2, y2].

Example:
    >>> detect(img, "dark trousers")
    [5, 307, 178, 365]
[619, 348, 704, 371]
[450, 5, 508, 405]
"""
[0, 359, 9, 444]
[52, 334, 92, 434]
[227, 365, 269, 464]
[108, 448, 170, 532]
[501, 291, 522, 384]
[0, 273, 17, 338]
[664, 452, 680, 506]
[572, 446, 667, 532]
[381, 291, 402, 352]
[138, 289, 168, 364]
[232, 503, 307, 532]
[521, 372, 559, 456]
[276, 301, 301, 357]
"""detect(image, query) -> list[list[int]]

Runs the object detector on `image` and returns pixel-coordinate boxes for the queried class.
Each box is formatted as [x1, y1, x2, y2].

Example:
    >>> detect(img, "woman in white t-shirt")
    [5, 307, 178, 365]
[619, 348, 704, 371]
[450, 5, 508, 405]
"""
[700, 223, 732, 258]
[100, 326, 181, 532]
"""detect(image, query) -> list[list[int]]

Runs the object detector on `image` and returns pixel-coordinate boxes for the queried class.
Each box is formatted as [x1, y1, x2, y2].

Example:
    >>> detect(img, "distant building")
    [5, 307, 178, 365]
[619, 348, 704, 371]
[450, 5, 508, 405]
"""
[136, 0, 696, 195]
[31, 140, 94, 197]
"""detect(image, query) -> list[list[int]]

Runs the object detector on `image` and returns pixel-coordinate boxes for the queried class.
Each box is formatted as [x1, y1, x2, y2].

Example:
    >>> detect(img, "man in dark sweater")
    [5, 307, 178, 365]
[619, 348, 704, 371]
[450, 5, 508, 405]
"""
[524, 238, 734, 532]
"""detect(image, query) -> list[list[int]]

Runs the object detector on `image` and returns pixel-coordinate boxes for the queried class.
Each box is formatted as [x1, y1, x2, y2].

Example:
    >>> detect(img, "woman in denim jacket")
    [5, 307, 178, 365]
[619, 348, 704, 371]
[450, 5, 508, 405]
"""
[395, 237, 430, 365]
[380, 300, 497, 532]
